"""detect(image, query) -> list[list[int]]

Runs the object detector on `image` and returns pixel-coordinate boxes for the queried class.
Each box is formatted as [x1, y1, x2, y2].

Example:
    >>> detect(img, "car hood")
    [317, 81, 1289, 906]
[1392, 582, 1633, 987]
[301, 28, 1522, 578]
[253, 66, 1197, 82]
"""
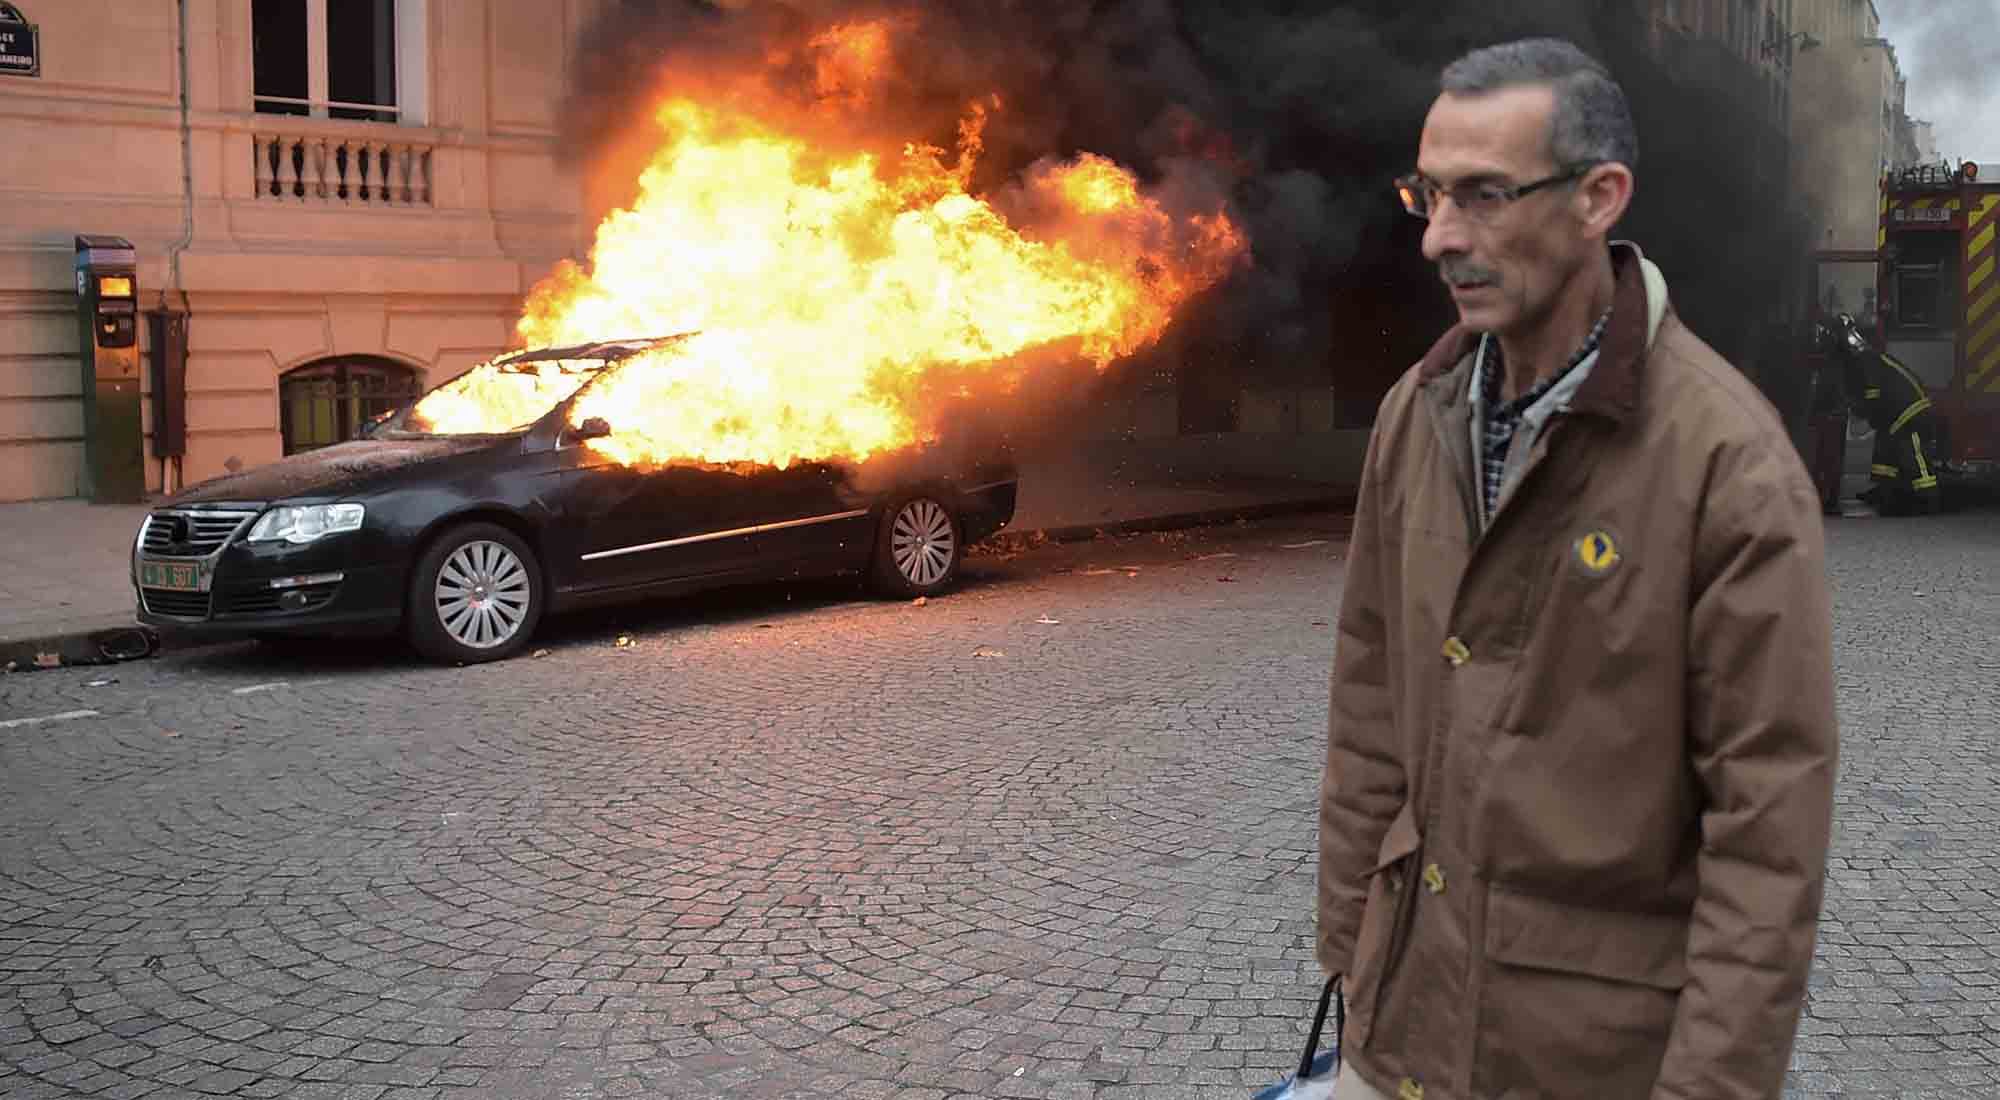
[163, 437, 514, 506]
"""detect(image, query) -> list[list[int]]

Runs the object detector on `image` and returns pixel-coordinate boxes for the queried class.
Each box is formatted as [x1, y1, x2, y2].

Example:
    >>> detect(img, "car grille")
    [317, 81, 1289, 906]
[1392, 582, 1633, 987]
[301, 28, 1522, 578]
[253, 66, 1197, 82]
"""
[140, 589, 212, 619]
[140, 509, 257, 557]
[223, 585, 337, 617]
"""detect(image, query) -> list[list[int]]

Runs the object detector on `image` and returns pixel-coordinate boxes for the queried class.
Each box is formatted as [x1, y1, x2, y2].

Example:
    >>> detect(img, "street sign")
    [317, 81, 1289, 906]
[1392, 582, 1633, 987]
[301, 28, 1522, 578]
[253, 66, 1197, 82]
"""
[0, 3, 38, 78]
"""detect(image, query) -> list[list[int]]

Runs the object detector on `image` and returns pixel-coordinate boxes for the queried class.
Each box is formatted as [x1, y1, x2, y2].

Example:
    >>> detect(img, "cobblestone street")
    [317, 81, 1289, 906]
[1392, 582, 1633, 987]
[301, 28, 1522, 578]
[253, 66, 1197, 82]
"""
[2, 510, 1996, 1099]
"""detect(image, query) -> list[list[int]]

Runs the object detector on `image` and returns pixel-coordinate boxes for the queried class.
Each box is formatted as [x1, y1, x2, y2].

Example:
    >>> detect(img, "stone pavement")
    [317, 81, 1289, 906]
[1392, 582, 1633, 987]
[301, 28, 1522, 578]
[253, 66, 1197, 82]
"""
[0, 451, 1349, 661]
[1, 507, 1997, 1098]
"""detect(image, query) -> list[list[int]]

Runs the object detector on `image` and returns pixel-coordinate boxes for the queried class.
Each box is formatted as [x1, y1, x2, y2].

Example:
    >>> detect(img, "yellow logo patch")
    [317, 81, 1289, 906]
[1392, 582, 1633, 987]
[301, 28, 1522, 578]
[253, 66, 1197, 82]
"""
[1575, 530, 1621, 575]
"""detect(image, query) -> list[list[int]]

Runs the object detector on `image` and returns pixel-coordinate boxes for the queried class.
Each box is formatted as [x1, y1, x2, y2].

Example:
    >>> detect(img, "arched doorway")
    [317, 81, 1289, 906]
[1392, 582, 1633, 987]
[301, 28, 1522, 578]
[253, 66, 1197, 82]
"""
[278, 356, 423, 454]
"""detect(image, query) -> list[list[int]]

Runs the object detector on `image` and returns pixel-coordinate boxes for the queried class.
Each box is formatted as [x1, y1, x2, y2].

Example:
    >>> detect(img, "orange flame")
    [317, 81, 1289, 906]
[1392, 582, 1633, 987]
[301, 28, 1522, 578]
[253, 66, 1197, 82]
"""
[421, 18, 1246, 469]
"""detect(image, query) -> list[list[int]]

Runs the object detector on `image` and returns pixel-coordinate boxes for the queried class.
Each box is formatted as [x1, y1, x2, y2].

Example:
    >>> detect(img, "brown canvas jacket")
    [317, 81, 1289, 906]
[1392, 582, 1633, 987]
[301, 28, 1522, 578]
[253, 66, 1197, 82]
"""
[1316, 243, 1838, 1100]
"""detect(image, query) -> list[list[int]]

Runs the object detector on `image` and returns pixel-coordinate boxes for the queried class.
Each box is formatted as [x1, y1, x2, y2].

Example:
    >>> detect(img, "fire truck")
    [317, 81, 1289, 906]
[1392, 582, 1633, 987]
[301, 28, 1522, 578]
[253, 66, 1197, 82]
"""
[1803, 160, 2000, 508]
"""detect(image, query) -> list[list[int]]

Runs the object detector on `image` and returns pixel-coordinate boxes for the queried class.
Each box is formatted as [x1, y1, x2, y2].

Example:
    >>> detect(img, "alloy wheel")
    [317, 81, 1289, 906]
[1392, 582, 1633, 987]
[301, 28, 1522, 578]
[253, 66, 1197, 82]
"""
[889, 499, 956, 588]
[434, 540, 532, 649]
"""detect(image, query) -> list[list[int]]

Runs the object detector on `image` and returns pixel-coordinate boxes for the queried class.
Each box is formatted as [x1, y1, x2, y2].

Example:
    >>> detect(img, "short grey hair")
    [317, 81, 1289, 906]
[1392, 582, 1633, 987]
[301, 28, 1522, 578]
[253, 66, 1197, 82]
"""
[1440, 38, 1639, 172]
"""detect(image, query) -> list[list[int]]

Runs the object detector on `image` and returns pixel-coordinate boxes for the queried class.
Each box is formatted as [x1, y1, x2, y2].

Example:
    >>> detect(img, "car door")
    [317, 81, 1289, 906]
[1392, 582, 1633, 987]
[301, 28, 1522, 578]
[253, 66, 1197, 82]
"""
[553, 432, 765, 593]
[741, 460, 878, 576]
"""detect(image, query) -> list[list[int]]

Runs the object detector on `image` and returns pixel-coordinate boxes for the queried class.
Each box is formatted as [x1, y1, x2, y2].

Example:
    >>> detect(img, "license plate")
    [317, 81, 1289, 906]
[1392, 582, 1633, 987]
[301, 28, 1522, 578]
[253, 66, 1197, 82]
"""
[139, 561, 200, 591]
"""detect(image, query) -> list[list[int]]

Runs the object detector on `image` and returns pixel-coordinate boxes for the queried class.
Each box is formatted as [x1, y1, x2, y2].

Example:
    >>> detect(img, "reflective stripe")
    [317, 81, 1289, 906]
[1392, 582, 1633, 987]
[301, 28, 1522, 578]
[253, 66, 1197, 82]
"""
[579, 509, 871, 562]
[1972, 343, 2000, 390]
[1913, 434, 1932, 483]
[1872, 463, 1901, 477]
[1969, 312, 2000, 360]
[1972, 283, 2000, 327]
[1971, 253, 1997, 297]
[1883, 355, 1928, 396]
[1889, 397, 1932, 435]
[1864, 387, 1882, 399]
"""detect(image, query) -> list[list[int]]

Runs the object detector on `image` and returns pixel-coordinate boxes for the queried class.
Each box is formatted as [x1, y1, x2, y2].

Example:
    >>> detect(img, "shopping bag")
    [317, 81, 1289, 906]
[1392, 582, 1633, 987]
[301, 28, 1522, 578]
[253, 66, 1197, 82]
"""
[1251, 976, 1342, 1099]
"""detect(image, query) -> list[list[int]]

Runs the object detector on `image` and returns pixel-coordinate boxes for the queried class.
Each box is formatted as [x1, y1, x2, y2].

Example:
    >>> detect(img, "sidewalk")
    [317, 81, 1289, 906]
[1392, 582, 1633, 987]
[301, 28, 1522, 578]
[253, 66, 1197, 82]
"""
[0, 459, 1349, 669]
[1, 499, 154, 669]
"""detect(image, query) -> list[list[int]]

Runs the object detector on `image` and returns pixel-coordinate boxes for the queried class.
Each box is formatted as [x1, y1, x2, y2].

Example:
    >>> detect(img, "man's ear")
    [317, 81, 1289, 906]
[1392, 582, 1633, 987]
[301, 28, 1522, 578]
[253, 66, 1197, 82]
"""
[1576, 163, 1634, 239]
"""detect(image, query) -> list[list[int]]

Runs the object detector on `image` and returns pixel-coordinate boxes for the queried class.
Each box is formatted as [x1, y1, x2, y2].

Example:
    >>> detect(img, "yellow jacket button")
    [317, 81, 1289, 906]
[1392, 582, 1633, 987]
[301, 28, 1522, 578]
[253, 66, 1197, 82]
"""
[1441, 636, 1469, 666]
[1422, 863, 1446, 894]
[1399, 1079, 1425, 1100]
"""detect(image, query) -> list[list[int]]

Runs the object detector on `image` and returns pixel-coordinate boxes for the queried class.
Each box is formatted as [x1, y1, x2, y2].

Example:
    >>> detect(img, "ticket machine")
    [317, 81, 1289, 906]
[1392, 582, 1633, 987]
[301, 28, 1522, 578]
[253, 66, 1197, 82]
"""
[74, 234, 144, 502]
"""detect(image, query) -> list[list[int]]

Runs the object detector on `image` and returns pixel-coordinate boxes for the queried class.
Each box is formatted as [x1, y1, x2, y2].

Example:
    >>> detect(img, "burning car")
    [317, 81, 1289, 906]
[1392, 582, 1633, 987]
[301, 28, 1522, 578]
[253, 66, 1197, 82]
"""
[131, 336, 1018, 663]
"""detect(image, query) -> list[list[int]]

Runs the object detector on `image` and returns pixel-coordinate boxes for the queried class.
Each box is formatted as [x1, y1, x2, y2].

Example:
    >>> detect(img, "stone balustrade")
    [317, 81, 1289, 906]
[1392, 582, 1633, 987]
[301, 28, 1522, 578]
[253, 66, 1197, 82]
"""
[253, 131, 434, 206]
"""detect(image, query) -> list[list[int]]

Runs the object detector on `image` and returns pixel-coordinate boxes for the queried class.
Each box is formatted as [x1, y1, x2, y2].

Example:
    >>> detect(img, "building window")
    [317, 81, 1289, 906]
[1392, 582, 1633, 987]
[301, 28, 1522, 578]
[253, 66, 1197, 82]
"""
[279, 358, 423, 455]
[252, 0, 427, 124]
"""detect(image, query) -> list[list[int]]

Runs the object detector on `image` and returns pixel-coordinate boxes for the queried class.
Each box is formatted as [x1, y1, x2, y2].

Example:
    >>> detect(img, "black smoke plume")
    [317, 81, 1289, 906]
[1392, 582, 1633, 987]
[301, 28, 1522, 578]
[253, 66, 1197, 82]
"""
[558, 0, 1819, 438]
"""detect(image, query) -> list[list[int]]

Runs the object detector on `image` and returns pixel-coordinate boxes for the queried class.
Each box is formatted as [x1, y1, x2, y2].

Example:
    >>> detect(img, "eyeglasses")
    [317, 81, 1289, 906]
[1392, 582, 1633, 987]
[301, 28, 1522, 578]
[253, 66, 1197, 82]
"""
[1394, 165, 1596, 221]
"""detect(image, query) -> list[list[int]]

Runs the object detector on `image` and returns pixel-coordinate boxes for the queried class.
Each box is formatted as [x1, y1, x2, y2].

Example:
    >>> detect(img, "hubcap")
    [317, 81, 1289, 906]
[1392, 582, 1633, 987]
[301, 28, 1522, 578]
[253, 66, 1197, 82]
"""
[435, 540, 531, 649]
[890, 499, 955, 587]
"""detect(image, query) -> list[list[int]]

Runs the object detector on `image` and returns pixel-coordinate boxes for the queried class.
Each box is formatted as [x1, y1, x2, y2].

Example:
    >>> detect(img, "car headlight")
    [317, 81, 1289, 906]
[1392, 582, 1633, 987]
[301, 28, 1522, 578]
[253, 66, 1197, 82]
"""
[246, 503, 365, 545]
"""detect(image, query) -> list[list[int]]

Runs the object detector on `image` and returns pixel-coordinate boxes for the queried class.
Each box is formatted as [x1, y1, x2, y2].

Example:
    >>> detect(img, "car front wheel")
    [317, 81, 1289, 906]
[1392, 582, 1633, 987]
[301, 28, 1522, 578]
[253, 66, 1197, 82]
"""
[871, 493, 962, 598]
[407, 522, 543, 664]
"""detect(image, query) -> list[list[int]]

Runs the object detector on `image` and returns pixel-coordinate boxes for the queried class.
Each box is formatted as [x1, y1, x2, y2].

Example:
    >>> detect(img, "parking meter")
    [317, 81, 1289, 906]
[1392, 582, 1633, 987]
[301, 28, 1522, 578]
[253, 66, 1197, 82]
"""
[74, 234, 144, 503]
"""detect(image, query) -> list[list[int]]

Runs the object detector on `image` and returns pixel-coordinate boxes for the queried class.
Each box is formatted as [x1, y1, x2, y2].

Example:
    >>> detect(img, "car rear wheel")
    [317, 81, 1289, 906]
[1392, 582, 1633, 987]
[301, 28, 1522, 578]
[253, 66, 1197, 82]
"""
[871, 493, 962, 598]
[407, 523, 543, 664]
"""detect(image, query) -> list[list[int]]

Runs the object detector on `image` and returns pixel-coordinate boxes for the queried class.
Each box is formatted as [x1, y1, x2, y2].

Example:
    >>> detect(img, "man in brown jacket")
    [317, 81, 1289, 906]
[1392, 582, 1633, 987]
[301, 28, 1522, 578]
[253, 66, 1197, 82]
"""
[1317, 39, 1838, 1100]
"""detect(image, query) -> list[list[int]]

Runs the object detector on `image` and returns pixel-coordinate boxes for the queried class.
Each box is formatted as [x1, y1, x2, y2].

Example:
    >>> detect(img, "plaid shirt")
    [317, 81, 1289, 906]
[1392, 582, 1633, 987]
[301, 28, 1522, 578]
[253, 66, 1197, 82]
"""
[1478, 310, 1612, 520]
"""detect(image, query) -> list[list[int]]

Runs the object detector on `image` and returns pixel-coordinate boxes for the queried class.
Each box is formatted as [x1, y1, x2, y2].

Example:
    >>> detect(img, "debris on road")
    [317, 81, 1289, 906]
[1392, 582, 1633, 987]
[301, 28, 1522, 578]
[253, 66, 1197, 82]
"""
[1217, 575, 1236, 583]
[532, 648, 551, 658]
[912, 596, 928, 607]
[971, 529, 1050, 558]
[1034, 615, 1060, 625]
[1195, 552, 1237, 561]
[1282, 539, 1331, 549]
[972, 645, 1005, 659]
[614, 635, 634, 649]
[86, 678, 117, 687]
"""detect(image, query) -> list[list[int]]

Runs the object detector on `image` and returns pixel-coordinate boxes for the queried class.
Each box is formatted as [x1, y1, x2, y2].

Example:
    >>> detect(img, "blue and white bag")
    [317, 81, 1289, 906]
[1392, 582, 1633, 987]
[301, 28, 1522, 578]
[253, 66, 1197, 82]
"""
[1251, 977, 1342, 1099]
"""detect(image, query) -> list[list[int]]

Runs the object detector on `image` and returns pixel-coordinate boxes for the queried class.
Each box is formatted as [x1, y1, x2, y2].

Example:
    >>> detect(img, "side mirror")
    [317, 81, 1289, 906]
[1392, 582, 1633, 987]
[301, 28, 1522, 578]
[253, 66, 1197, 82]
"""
[573, 416, 612, 441]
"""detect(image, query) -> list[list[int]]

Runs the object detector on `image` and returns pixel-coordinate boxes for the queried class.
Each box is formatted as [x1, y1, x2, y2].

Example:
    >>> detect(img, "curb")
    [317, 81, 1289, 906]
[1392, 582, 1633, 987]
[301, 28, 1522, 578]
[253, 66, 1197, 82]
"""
[1006, 492, 1354, 546]
[1, 493, 1355, 673]
[1, 624, 162, 674]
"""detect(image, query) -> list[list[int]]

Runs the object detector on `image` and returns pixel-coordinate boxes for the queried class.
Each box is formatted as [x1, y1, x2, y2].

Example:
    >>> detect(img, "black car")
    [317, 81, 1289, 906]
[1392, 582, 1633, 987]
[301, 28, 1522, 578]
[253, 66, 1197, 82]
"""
[132, 337, 1018, 663]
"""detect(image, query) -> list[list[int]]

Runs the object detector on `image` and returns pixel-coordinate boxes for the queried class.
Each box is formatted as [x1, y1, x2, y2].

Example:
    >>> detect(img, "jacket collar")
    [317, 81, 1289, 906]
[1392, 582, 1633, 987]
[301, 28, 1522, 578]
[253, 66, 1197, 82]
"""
[1416, 241, 1666, 426]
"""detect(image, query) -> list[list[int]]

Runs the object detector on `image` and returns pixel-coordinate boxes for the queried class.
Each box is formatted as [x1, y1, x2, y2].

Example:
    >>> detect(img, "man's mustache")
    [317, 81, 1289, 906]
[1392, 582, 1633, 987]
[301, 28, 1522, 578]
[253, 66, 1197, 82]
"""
[1440, 257, 1500, 288]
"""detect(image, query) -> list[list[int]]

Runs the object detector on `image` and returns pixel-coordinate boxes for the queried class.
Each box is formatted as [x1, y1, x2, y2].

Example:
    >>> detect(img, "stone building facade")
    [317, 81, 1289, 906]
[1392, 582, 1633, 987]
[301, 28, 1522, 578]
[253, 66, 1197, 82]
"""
[0, 0, 600, 502]
[1791, 0, 1918, 254]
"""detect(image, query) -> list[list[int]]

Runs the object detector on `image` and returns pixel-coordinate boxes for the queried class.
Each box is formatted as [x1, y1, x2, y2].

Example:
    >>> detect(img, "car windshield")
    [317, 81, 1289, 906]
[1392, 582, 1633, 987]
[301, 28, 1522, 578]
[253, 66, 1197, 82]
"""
[395, 356, 609, 436]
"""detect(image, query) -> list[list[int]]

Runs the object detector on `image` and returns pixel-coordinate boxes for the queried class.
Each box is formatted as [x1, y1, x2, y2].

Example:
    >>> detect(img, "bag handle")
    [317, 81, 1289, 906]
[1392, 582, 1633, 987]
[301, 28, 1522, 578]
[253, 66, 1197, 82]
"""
[1296, 975, 1343, 1080]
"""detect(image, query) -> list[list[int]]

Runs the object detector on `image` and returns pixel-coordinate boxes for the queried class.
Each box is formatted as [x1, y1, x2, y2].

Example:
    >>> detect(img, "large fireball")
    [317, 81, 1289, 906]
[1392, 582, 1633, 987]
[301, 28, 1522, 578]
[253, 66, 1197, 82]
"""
[416, 19, 1247, 470]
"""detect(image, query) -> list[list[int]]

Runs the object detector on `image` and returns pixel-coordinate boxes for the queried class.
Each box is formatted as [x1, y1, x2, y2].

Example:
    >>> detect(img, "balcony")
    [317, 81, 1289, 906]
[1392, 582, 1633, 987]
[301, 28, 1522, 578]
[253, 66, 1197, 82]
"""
[251, 122, 434, 207]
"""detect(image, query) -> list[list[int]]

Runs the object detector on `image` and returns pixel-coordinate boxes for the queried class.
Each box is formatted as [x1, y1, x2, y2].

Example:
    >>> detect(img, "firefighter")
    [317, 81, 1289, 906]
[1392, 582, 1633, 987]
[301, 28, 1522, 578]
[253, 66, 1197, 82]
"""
[1816, 313, 1945, 515]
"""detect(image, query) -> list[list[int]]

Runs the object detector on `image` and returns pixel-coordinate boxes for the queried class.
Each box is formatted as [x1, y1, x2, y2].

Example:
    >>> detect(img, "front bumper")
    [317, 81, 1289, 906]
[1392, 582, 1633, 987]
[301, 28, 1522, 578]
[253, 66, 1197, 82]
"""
[134, 533, 404, 637]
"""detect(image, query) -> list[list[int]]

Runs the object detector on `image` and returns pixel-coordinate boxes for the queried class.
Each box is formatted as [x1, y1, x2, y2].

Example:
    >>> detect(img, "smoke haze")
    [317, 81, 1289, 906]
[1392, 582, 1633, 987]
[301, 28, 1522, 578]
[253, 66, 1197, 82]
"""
[1875, 0, 2000, 163]
[558, 1, 1818, 431]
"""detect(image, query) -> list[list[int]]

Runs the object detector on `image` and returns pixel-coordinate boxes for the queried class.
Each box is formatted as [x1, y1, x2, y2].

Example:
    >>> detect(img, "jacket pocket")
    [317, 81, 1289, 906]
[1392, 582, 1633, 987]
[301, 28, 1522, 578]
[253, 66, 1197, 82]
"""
[1485, 888, 1688, 990]
[1348, 804, 1423, 1050]
[1476, 888, 1688, 1099]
